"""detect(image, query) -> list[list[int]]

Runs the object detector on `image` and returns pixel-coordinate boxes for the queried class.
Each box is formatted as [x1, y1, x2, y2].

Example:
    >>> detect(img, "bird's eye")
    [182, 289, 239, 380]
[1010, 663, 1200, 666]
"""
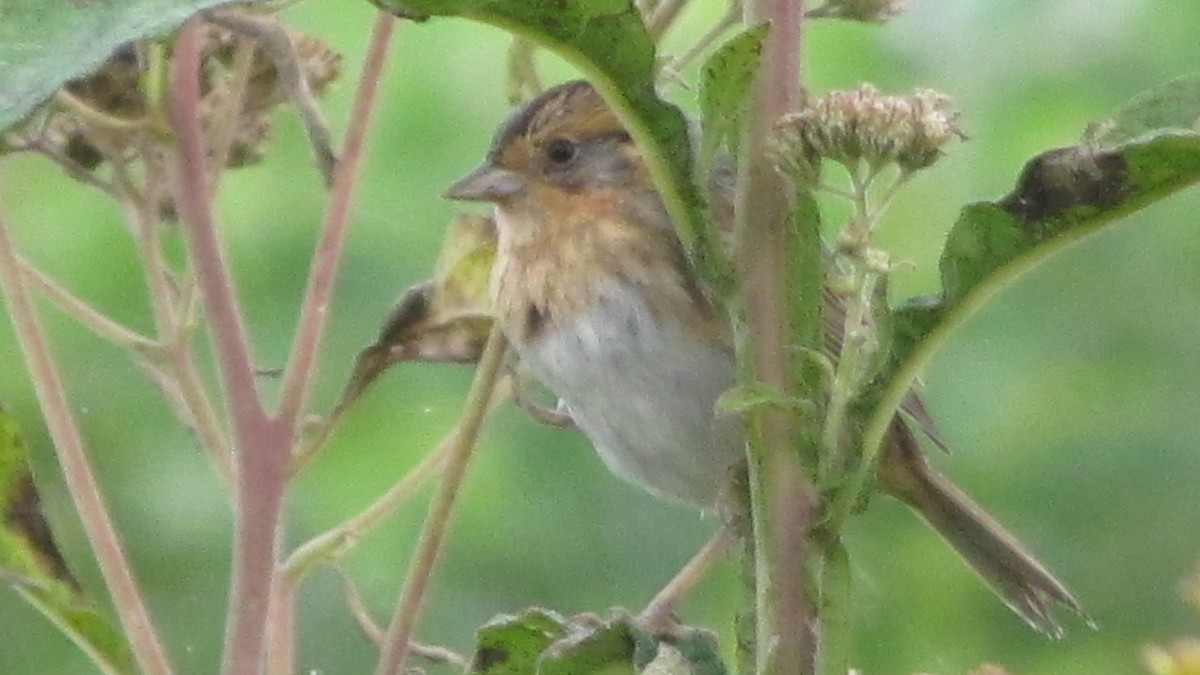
[545, 138, 578, 166]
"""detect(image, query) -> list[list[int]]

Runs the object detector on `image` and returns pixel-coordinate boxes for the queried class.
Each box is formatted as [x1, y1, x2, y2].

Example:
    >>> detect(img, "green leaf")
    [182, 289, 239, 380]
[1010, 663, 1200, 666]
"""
[467, 609, 727, 675]
[698, 24, 769, 171]
[0, 0, 245, 131]
[1085, 72, 1200, 148]
[0, 407, 135, 675]
[469, 608, 568, 675]
[537, 616, 636, 675]
[716, 382, 813, 416]
[834, 115, 1200, 526]
[371, 0, 734, 292]
[636, 626, 727, 675]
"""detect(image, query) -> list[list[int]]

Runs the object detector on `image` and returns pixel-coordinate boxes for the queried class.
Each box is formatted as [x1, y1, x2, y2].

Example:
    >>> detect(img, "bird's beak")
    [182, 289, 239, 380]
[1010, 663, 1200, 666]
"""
[444, 161, 525, 202]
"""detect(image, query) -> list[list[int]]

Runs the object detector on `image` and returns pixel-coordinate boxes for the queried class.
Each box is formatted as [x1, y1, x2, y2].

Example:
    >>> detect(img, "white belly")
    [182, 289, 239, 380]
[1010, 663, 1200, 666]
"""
[517, 283, 743, 507]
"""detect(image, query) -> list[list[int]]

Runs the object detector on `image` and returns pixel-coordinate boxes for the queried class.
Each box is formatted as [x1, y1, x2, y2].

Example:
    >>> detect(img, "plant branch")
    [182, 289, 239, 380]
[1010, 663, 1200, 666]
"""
[283, 441, 448, 581]
[735, 1, 818, 674]
[283, 374, 509, 582]
[16, 256, 155, 350]
[167, 24, 262, 444]
[0, 207, 176, 675]
[265, 575, 295, 675]
[373, 327, 507, 675]
[207, 35, 258, 195]
[276, 11, 396, 429]
[641, 526, 736, 629]
[204, 10, 339, 186]
[645, 0, 692, 39]
[342, 573, 470, 668]
[658, 1, 740, 84]
[14, 140, 121, 199]
[128, 155, 237, 486]
[166, 20, 290, 675]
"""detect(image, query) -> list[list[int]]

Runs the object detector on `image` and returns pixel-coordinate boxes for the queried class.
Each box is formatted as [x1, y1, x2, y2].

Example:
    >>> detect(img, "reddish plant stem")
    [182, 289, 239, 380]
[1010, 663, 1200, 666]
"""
[165, 20, 290, 675]
[736, 1, 817, 674]
[373, 329, 507, 675]
[277, 12, 396, 429]
[265, 575, 296, 675]
[130, 154, 237, 487]
[0, 208, 176, 675]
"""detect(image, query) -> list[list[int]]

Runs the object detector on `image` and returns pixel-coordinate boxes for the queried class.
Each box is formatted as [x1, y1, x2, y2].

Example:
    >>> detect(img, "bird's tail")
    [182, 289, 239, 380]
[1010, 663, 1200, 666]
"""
[877, 423, 1091, 638]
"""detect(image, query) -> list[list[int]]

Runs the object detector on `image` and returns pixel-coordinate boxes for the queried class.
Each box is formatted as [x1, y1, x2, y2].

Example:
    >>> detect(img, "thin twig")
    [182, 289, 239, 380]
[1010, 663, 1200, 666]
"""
[641, 527, 736, 631]
[373, 328, 508, 675]
[54, 89, 151, 133]
[646, 0, 692, 39]
[205, 10, 339, 186]
[132, 155, 236, 485]
[343, 571, 386, 645]
[128, 151, 178, 335]
[284, 373, 510, 582]
[13, 141, 122, 199]
[276, 11, 396, 430]
[657, 1, 741, 84]
[16, 257, 155, 350]
[0, 207, 176, 675]
[510, 368, 574, 428]
[71, 121, 142, 203]
[285, 438, 448, 582]
[341, 573, 470, 668]
[208, 35, 259, 195]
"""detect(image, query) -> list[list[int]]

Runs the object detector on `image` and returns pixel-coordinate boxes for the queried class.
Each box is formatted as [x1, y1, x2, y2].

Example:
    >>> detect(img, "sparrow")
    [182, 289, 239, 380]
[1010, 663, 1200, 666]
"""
[445, 79, 1084, 636]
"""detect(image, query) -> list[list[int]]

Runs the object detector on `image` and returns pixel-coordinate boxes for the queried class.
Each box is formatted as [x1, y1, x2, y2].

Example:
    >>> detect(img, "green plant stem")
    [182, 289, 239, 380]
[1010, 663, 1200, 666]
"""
[735, 531, 757, 675]
[658, 0, 740, 84]
[0, 207, 176, 675]
[282, 374, 509, 581]
[14, 586, 127, 675]
[373, 327, 507, 675]
[736, 1, 819, 674]
[166, 20, 291, 675]
[816, 537, 850, 675]
[15, 256, 154, 350]
[277, 11, 396, 430]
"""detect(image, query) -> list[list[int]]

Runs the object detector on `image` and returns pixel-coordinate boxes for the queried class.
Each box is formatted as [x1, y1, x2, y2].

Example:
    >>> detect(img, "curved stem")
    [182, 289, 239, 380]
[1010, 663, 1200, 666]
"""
[277, 11, 396, 430]
[0, 207, 176, 675]
[373, 328, 507, 675]
[641, 527, 736, 628]
[131, 155, 237, 487]
[16, 257, 155, 350]
[283, 434, 450, 582]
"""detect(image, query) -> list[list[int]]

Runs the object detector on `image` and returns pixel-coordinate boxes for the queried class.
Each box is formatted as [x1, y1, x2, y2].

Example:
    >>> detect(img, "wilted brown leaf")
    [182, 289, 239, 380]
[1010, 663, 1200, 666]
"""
[335, 212, 497, 413]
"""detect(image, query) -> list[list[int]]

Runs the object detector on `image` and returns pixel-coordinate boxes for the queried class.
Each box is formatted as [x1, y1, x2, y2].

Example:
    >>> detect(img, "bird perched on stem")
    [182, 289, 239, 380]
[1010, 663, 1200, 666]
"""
[445, 79, 1085, 636]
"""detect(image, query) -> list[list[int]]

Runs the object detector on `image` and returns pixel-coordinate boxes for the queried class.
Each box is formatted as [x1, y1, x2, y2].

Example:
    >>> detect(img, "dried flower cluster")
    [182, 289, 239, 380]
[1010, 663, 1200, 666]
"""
[773, 83, 965, 181]
[808, 0, 905, 23]
[2, 16, 341, 176]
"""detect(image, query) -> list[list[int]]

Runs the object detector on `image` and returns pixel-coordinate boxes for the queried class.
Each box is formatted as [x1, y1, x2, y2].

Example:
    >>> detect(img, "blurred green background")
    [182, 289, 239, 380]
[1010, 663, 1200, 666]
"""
[3, 1, 1200, 673]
